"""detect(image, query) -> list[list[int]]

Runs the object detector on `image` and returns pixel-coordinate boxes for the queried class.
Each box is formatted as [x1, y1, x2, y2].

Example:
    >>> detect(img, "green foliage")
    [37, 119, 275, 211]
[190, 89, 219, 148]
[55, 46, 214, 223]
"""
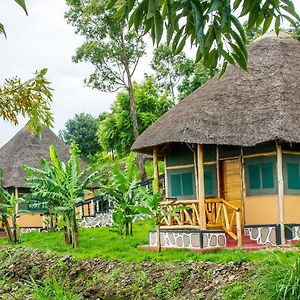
[287, 21, 300, 41]
[101, 154, 141, 236]
[59, 113, 101, 159]
[0, 169, 25, 243]
[23, 142, 98, 247]
[0, 69, 53, 136]
[0, 0, 28, 37]
[98, 76, 173, 156]
[65, 0, 145, 93]
[265, 258, 300, 300]
[151, 44, 211, 100]
[28, 276, 82, 300]
[108, 0, 299, 72]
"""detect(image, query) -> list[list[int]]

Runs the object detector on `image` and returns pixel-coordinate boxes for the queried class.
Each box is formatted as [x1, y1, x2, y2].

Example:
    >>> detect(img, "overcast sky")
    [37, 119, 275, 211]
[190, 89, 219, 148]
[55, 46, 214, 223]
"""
[0, 0, 299, 147]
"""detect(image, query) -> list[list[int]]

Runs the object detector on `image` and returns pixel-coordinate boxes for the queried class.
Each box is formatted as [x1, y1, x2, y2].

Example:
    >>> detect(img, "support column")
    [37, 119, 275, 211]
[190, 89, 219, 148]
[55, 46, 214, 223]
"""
[153, 147, 160, 193]
[276, 141, 286, 245]
[197, 144, 206, 230]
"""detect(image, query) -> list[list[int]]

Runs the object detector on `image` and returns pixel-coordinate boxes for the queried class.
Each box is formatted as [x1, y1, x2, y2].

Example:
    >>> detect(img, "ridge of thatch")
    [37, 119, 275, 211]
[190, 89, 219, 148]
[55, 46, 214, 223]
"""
[132, 32, 300, 155]
[0, 127, 71, 188]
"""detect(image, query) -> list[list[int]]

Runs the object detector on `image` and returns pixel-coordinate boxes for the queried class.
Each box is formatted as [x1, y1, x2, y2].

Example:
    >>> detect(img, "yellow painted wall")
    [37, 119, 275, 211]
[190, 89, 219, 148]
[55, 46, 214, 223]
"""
[17, 214, 44, 228]
[284, 195, 300, 223]
[244, 196, 279, 225]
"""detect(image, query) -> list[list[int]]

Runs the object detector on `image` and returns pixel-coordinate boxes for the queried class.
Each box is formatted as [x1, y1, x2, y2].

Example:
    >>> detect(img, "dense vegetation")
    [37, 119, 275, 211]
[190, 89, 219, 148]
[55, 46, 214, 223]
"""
[0, 221, 299, 299]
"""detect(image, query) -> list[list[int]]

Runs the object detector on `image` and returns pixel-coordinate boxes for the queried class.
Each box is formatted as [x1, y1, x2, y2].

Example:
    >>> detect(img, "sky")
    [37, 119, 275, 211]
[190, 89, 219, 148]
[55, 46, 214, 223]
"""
[0, 0, 299, 147]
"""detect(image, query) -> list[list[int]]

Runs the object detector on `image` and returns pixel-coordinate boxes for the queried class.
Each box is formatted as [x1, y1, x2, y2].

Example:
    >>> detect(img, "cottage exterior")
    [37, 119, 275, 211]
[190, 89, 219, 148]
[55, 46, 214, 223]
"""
[132, 33, 300, 249]
[0, 127, 72, 231]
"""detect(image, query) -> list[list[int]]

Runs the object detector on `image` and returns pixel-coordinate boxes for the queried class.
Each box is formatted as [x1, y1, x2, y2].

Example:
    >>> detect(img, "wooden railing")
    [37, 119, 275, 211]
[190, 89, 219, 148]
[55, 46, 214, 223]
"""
[160, 198, 242, 247]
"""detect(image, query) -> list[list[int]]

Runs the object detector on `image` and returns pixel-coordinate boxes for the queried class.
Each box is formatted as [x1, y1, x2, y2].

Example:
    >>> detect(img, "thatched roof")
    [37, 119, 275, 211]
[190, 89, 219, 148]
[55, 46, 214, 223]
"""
[132, 32, 300, 155]
[0, 127, 71, 188]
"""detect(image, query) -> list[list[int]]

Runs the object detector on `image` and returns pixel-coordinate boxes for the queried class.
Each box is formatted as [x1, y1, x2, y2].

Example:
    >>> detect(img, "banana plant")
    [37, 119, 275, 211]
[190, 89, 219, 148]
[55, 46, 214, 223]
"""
[101, 153, 141, 236]
[0, 170, 26, 243]
[23, 141, 99, 248]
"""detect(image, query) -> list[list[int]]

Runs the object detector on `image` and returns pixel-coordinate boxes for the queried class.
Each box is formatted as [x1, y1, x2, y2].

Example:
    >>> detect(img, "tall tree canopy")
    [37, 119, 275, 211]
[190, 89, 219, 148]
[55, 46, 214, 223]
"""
[59, 113, 101, 159]
[108, 0, 299, 72]
[151, 44, 211, 101]
[98, 76, 173, 157]
[66, 0, 147, 180]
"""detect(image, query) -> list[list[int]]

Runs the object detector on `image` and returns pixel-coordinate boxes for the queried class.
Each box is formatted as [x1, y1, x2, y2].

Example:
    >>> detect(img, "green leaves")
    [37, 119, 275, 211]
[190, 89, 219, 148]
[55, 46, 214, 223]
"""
[106, 0, 300, 74]
[0, 69, 53, 135]
[15, 0, 28, 15]
[1, 0, 28, 38]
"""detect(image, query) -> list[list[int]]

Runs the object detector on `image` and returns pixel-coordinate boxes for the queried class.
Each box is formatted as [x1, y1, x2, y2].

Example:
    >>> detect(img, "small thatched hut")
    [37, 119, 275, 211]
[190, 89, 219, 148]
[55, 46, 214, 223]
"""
[132, 32, 300, 249]
[0, 126, 71, 231]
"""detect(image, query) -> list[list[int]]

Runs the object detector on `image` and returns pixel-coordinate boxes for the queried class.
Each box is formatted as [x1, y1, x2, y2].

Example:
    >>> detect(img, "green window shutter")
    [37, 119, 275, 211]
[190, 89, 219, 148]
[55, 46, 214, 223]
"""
[245, 156, 277, 196]
[182, 172, 194, 195]
[166, 144, 194, 167]
[204, 164, 217, 197]
[261, 162, 274, 189]
[248, 164, 261, 189]
[287, 162, 300, 189]
[170, 174, 182, 196]
[204, 169, 213, 196]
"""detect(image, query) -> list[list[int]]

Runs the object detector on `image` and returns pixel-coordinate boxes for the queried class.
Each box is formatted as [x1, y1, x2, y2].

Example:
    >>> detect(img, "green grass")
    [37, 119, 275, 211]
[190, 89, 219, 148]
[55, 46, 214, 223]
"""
[0, 220, 298, 264]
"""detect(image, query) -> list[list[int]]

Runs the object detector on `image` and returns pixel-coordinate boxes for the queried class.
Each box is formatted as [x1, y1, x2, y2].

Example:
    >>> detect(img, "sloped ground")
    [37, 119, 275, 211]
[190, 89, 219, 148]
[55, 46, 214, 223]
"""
[0, 247, 256, 300]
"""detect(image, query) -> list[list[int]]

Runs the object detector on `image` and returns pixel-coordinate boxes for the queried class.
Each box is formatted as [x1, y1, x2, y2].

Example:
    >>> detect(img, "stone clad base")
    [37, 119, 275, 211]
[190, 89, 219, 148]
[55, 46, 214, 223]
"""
[244, 225, 278, 246]
[80, 211, 113, 228]
[149, 230, 226, 249]
[285, 224, 300, 242]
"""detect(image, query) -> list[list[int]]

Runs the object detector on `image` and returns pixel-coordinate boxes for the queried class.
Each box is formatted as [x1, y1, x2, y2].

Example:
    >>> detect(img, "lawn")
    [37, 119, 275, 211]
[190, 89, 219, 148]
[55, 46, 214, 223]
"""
[0, 220, 298, 264]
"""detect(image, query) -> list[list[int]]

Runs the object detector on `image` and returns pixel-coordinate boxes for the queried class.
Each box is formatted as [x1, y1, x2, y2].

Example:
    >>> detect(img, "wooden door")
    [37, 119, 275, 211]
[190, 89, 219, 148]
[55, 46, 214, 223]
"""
[219, 158, 243, 224]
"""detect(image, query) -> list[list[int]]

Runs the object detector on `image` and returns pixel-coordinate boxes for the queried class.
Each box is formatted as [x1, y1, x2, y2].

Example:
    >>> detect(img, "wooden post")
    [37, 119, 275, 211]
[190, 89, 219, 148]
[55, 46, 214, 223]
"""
[197, 144, 206, 230]
[236, 210, 242, 248]
[276, 141, 286, 245]
[153, 147, 160, 193]
[164, 157, 169, 198]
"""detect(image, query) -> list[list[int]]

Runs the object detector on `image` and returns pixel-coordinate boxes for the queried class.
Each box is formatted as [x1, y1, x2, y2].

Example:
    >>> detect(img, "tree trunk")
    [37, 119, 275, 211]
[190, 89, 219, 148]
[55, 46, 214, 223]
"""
[156, 224, 161, 252]
[129, 221, 133, 236]
[124, 61, 147, 181]
[2, 216, 13, 242]
[49, 208, 54, 232]
[12, 215, 18, 243]
[72, 212, 79, 249]
[125, 221, 129, 236]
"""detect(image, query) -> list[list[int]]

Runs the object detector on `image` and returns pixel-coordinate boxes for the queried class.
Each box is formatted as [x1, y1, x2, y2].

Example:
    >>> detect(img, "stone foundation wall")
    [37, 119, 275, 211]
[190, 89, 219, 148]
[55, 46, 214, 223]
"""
[20, 228, 43, 234]
[149, 230, 226, 249]
[244, 225, 278, 246]
[285, 224, 300, 242]
[80, 211, 113, 228]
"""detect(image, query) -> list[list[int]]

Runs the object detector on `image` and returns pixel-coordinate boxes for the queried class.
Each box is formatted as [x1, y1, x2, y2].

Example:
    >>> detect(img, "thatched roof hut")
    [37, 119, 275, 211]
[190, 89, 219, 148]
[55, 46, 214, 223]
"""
[0, 126, 70, 188]
[132, 32, 300, 155]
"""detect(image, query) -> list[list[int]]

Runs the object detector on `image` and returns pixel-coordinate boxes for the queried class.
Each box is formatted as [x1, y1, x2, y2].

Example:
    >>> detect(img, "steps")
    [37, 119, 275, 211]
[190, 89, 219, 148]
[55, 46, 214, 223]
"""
[226, 232, 264, 250]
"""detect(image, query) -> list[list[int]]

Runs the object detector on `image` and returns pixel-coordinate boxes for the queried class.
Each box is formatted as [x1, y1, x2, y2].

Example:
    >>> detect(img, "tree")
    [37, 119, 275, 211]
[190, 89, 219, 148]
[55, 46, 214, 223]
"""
[65, 0, 147, 180]
[98, 76, 173, 157]
[59, 113, 101, 159]
[0, 69, 53, 135]
[101, 154, 140, 236]
[0, 170, 25, 243]
[151, 44, 187, 99]
[23, 142, 98, 248]
[108, 0, 299, 72]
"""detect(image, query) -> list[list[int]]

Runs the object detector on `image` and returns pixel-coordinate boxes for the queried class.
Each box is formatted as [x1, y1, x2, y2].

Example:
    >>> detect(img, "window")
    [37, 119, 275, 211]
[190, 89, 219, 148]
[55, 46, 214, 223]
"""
[168, 168, 196, 199]
[204, 164, 218, 197]
[283, 155, 300, 194]
[245, 156, 277, 196]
